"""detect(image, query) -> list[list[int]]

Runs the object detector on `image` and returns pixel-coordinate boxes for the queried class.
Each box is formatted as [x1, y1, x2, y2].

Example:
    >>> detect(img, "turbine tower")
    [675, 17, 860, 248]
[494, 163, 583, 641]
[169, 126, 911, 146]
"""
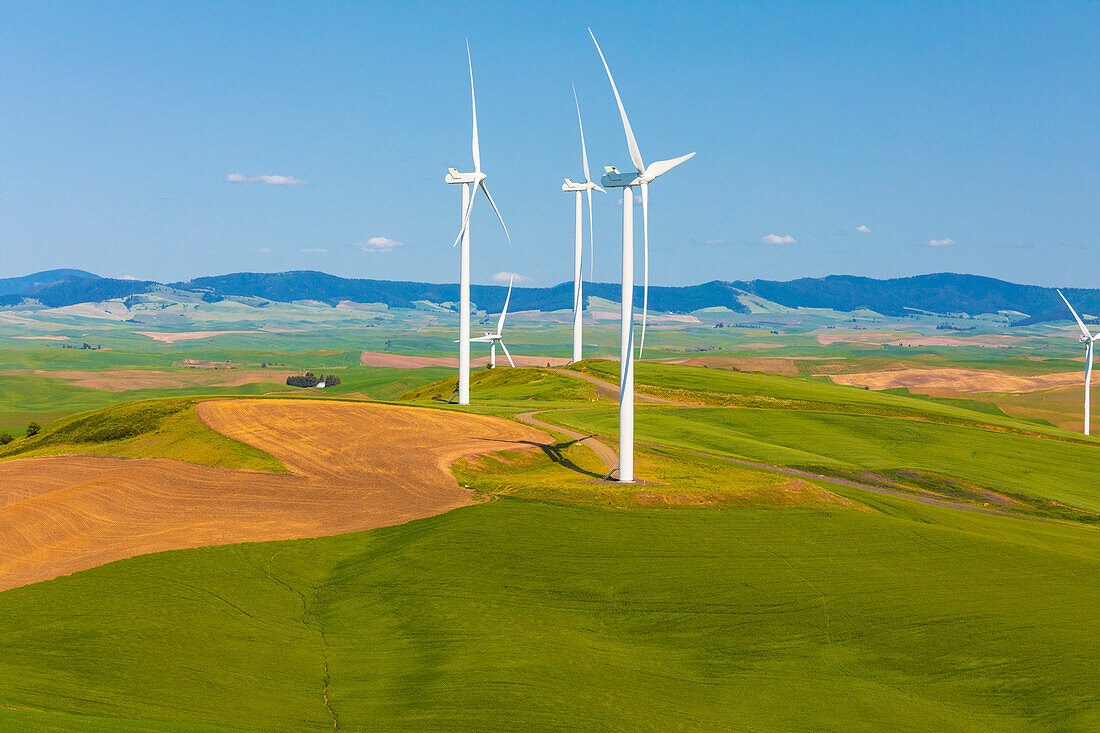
[590, 29, 694, 482]
[446, 41, 510, 405]
[562, 87, 605, 364]
[1058, 289, 1098, 435]
[471, 276, 516, 368]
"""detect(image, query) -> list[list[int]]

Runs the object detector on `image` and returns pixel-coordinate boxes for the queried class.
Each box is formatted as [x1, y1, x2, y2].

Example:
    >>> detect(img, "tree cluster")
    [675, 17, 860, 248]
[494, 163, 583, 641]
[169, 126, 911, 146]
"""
[285, 372, 341, 388]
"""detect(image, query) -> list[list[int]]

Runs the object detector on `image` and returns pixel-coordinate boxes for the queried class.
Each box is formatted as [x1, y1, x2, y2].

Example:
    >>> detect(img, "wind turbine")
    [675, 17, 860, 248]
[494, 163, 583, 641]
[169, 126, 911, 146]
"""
[590, 29, 694, 482]
[562, 87, 605, 364]
[1058, 289, 1098, 435]
[471, 276, 516, 368]
[445, 41, 510, 405]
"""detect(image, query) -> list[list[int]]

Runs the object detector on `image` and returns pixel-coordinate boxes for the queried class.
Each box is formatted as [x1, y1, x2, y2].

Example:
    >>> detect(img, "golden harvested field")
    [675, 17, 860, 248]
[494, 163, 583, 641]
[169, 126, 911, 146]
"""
[829, 367, 1085, 393]
[0, 399, 547, 591]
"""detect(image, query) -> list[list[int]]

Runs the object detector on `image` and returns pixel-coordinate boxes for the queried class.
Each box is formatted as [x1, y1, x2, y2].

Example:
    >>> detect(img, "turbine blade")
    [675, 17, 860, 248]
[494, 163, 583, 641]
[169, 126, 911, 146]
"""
[1058, 289, 1092, 339]
[451, 183, 479, 248]
[479, 181, 511, 246]
[496, 275, 513, 336]
[589, 29, 645, 175]
[574, 85, 591, 184]
[644, 152, 695, 181]
[467, 40, 480, 173]
[499, 340, 515, 367]
[639, 182, 649, 358]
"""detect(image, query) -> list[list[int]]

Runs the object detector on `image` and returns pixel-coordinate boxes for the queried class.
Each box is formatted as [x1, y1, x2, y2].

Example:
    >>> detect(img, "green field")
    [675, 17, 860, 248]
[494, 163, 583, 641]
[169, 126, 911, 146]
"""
[2, 497, 1098, 731]
[3, 314, 1100, 730]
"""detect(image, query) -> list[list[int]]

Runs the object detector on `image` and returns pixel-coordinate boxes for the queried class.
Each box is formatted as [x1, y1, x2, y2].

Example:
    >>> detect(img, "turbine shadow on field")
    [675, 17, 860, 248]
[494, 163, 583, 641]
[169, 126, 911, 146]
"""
[485, 437, 608, 480]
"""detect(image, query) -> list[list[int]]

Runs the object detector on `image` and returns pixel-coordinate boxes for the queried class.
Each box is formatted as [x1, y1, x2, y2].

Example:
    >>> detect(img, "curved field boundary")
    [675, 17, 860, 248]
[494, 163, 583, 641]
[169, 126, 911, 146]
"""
[0, 399, 548, 591]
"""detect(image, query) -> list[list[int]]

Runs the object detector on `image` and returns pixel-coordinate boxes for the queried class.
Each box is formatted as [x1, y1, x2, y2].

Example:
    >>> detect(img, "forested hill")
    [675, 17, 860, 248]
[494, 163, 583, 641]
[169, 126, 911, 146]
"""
[1, 269, 1096, 323]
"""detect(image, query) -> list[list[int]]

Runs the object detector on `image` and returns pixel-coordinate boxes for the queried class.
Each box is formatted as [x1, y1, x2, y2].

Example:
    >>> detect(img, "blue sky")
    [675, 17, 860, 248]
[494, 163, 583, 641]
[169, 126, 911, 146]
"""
[1, 1, 1097, 287]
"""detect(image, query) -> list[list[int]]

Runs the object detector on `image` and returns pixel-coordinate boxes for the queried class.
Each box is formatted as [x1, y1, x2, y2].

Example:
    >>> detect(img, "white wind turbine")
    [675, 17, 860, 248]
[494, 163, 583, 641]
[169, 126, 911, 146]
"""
[445, 41, 510, 405]
[1058, 289, 1098, 435]
[471, 276, 516, 368]
[590, 29, 694, 482]
[562, 87, 605, 364]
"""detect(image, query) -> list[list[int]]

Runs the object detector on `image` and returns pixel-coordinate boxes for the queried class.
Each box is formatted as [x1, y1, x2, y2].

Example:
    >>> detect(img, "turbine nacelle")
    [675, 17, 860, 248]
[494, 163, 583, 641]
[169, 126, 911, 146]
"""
[562, 178, 606, 193]
[446, 168, 486, 185]
[600, 153, 695, 188]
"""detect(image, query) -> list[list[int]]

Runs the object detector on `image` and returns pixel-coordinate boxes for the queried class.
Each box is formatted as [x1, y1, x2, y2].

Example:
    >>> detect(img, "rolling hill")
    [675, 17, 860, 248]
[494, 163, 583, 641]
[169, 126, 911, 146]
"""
[2, 268, 1097, 323]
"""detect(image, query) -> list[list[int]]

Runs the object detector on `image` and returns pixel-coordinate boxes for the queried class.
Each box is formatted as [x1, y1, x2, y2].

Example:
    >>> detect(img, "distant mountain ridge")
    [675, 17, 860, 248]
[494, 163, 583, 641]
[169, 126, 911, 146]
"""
[1, 269, 1095, 324]
[0, 269, 101, 297]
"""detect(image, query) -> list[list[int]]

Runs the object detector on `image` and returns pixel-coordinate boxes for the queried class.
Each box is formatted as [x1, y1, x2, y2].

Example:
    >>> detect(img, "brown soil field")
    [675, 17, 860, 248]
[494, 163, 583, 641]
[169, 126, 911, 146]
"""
[360, 350, 570, 369]
[0, 399, 548, 591]
[815, 332, 1021, 348]
[829, 367, 1085, 393]
[12, 335, 70, 341]
[671, 355, 843, 375]
[136, 330, 261, 343]
[3, 368, 297, 392]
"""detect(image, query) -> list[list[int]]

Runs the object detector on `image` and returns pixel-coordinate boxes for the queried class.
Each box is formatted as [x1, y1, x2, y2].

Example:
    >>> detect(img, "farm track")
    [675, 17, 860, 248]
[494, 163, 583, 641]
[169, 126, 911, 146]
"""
[559, 368, 683, 405]
[0, 399, 548, 591]
[515, 411, 617, 477]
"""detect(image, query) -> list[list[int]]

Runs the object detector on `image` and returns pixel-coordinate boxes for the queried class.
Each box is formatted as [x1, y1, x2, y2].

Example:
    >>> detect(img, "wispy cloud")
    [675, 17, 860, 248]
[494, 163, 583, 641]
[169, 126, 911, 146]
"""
[856, 225, 871, 233]
[706, 239, 725, 245]
[355, 236, 403, 253]
[491, 271, 529, 283]
[929, 238, 955, 247]
[301, 247, 328, 254]
[226, 173, 307, 185]
[762, 234, 797, 245]
[258, 247, 271, 254]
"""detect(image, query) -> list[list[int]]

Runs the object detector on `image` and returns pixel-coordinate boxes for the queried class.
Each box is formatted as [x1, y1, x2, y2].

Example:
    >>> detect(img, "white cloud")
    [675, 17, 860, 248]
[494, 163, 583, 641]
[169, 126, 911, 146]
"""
[706, 239, 725, 245]
[929, 238, 955, 247]
[301, 247, 328, 254]
[856, 225, 871, 233]
[226, 173, 307, 185]
[258, 247, 271, 254]
[118, 275, 139, 280]
[762, 234, 797, 245]
[356, 236, 404, 253]
[491, 271, 529, 283]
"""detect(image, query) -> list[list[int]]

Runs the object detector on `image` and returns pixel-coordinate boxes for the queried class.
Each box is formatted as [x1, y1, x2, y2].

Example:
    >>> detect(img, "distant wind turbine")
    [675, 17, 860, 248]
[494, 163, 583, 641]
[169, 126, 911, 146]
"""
[1058, 289, 1098, 435]
[562, 87, 605, 364]
[445, 40, 510, 405]
[590, 28, 694, 482]
[470, 276, 516, 368]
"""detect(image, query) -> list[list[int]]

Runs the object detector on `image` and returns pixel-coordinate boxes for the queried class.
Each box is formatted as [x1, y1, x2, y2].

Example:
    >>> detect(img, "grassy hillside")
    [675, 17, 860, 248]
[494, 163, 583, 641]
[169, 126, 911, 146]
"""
[0, 399, 284, 472]
[569, 359, 1088, 438]
[544, 405, 1100, 515]
[1, 498, 1098, 731]
[401, 366, 597, 403]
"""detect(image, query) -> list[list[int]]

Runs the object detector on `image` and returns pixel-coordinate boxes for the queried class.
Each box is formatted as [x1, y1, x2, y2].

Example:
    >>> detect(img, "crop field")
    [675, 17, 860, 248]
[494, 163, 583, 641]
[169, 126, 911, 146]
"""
[1, 497, 1098, 731]
[1, 307, 1098, 730]
[0, 398, 546, 590]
